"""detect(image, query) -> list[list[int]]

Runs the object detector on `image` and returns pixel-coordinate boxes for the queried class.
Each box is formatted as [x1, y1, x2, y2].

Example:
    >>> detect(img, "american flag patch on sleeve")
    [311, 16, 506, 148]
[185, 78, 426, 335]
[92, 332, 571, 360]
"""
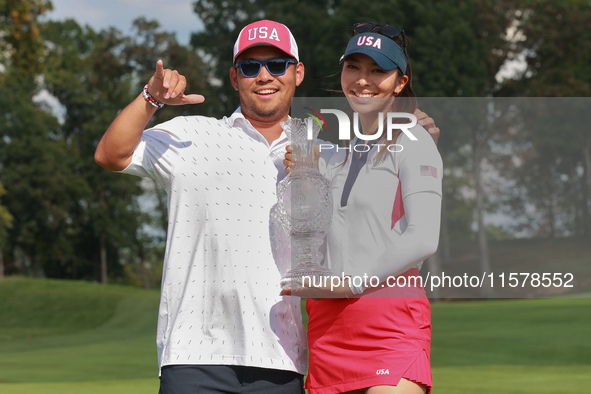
[420, 165, 438, 178]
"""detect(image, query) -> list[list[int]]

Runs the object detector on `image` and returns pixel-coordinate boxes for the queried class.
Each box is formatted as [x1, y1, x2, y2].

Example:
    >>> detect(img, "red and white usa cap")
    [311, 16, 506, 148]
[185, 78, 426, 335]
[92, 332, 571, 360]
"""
[233, 20, 299, 62]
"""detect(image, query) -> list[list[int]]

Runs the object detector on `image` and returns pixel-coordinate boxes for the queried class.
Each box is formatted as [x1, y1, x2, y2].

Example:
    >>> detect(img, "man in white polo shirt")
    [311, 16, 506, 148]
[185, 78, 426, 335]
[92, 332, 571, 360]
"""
[95, 19, 439, 393]
[95, 19, 308, 393]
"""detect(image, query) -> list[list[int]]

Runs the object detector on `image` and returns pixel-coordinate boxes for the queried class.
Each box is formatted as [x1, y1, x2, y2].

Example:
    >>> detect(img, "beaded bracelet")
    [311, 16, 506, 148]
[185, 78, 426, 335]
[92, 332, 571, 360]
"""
[142, 84, 165, 109]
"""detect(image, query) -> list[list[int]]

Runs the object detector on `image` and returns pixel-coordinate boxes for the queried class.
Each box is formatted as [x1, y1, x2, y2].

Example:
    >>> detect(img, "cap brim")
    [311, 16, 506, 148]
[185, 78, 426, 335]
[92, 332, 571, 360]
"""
[234, 43, 298, 62]
[344, 48, 398, 71]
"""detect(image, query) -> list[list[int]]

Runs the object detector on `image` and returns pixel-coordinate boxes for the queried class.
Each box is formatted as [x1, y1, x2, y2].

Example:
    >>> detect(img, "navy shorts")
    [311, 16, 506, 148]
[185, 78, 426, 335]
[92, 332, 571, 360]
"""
[158, 365, 305, 394]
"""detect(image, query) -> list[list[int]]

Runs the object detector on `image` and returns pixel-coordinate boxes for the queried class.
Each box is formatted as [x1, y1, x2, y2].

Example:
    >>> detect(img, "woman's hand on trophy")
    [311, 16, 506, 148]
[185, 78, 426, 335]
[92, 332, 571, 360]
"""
[280, 280, 353, 299]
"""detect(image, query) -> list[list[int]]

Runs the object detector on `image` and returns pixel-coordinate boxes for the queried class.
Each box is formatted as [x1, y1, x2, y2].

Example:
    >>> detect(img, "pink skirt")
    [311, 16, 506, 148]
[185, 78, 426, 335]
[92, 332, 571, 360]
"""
[305, 268, 432, 394]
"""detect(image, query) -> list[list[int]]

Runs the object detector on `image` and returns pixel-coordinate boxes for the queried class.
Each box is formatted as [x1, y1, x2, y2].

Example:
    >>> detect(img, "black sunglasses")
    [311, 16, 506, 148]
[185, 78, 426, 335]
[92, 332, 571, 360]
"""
[234, 58, 297, 78]
[353, 23, 408, 50]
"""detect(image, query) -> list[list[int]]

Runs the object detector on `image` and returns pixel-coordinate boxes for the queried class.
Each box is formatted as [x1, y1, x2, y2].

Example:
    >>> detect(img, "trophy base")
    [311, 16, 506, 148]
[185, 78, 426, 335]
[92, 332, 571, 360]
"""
[280, 264, 335, 290]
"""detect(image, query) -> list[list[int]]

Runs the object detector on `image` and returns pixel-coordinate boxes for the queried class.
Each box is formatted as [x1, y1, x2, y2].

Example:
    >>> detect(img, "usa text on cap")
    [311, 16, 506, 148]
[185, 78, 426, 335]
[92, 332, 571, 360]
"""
[233, 20, 299, 62]
[342, 32, 407, 73]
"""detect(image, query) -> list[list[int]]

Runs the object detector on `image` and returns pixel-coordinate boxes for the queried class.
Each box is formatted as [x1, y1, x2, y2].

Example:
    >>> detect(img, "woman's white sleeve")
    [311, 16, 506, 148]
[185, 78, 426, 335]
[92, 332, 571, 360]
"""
[363, 191, 442, 283]
[356, 126, 443, 287]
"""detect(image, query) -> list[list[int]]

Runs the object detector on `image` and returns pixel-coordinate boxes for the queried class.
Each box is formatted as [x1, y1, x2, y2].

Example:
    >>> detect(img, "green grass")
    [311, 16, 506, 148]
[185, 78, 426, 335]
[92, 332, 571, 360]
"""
[0, 379, 158, 394]
[432, 365, 591, 394]
[431, 298, 591, 393]
[1, 277, 590, 393]
[0, 278, 135, 340]
[0, 277, 160, 392]
[432, 298, 591, 367]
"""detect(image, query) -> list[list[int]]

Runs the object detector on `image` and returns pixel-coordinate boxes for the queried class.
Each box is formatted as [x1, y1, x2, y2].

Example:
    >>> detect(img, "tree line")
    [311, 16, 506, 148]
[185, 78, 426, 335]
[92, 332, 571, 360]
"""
[0, 0, 589, 287]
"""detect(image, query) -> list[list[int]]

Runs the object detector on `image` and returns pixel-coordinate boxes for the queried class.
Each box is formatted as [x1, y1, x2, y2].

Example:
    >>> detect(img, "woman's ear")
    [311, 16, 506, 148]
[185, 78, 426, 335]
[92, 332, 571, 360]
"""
[394, 74, 409, 95]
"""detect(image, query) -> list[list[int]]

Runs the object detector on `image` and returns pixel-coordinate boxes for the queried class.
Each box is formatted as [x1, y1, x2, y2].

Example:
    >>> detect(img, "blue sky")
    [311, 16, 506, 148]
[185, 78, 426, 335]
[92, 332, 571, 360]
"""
[46, 0, 202, 45]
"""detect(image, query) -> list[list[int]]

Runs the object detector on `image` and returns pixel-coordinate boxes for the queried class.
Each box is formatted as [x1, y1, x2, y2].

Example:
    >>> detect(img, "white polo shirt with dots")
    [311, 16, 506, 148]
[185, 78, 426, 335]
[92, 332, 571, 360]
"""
[122, 108, 307, 374]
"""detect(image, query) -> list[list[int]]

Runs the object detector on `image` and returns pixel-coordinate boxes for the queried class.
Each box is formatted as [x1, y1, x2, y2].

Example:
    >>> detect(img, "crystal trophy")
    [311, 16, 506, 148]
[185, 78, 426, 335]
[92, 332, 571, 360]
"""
[277, 118, 334, 290]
